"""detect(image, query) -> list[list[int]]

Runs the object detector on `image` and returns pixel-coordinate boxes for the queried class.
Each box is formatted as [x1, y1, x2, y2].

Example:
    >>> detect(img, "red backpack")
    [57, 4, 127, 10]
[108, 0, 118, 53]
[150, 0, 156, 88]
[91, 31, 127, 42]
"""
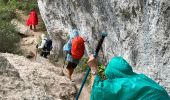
[71, 36, 85, 59]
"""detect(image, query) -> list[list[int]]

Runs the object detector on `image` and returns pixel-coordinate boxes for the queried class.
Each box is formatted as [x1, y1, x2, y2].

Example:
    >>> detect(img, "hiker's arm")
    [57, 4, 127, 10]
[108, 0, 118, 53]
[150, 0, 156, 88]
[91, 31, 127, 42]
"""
[38, 39, 46, 49]
[88, 55, 98, 86]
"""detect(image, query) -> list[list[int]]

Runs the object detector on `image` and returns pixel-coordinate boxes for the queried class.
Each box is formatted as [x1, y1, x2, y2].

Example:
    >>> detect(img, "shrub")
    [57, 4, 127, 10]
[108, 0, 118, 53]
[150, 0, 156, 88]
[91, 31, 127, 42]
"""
[39, 21, 47, 31]
[98, 64, 106, 80]
[14, 0, 39, 14]
[0, 10, 16, 21]
[76, 57, 106, 80]
[0, 21, 21, 54]
[0, 0, 21, 54]
[75, 57, 89, 73]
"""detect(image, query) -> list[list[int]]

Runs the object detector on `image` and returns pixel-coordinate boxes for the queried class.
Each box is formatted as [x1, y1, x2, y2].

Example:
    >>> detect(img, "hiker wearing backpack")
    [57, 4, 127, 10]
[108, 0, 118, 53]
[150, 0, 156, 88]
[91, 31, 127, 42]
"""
[37, 34, 52, 58]
[87, 55, 170, 100]
[63, 29, 85, 80]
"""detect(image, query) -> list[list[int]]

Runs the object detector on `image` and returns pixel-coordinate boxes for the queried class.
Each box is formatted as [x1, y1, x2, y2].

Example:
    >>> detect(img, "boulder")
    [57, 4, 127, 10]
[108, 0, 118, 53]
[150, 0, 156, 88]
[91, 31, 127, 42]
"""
[37, 0, 170, 94]
[0, 53, 76, 100]
[11, 19, 31, 36]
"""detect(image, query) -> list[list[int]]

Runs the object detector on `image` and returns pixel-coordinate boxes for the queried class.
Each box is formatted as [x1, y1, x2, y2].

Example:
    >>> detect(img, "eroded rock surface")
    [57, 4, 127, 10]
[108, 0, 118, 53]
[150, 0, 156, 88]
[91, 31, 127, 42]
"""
[37, 0, 170, 94]
[0, 53, 76, 100]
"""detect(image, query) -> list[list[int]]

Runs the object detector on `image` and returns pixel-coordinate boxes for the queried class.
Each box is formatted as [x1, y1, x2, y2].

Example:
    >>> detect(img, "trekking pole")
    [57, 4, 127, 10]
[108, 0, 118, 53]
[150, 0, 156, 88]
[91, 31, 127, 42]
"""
[76, 32, 107, 100]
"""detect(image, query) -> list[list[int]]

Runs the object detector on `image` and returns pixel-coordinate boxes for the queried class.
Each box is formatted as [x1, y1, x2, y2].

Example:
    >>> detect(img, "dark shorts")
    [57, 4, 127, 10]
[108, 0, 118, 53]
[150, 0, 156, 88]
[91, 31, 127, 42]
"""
[66, 54, 79, 64]
[67, 61, 78, 69]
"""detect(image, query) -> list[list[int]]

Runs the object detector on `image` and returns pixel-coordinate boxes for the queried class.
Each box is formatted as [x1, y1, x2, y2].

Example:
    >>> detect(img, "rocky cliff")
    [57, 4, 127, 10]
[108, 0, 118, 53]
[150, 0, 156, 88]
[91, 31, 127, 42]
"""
[0, 53, 76, 99]
[37, 0, 170, 93]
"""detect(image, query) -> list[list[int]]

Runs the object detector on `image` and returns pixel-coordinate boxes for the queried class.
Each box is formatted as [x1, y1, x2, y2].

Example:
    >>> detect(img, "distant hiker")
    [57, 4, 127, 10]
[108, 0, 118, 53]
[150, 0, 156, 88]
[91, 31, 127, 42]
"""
[63, 29, 85, 80]
[88, 55, 170, 100]
[26, 9, 38, 32]
[36, 34, 52, 58]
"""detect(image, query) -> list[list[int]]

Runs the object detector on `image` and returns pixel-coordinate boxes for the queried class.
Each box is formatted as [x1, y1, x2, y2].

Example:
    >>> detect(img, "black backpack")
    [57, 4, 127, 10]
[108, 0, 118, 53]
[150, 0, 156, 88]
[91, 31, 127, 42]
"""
[43, 39, 52, 51]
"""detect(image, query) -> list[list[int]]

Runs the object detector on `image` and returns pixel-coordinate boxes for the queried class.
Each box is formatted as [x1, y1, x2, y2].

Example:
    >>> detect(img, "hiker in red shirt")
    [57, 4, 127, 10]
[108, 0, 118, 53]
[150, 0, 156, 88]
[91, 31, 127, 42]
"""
[26, 9, 38, 32]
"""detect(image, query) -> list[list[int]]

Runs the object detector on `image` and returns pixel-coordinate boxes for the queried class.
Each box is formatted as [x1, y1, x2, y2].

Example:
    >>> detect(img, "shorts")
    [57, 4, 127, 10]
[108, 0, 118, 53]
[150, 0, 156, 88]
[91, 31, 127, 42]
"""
[67, 61, 78, 69]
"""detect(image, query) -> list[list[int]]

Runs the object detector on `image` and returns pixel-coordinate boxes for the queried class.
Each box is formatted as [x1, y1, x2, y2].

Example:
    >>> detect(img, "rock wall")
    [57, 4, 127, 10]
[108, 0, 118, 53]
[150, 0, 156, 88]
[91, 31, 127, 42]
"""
[0, 53, 76, 99]
[38, 0, 170, 93]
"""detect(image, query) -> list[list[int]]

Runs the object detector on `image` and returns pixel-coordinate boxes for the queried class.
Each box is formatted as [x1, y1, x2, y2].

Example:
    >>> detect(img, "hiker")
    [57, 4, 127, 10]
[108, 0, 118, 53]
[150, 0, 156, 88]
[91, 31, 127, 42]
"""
[26, 9, 38, 32]
[36, 34, 52, 58]
[88, 55, 170, 100]
[63, 29, 85, 80]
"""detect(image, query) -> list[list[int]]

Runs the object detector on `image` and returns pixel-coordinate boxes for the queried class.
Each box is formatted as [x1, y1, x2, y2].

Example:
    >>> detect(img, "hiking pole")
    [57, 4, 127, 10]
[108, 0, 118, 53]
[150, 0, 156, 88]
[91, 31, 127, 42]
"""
[76, 32, 107, 100]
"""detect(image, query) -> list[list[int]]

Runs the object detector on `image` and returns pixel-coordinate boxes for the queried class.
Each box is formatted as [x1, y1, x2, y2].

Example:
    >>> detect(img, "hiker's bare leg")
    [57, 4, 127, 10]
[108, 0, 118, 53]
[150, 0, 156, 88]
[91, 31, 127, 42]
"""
[33, 25, 36, 32]
[66, 64, 73, 80]
[66, 62, 77, 80]
[68, 67, 74, 80]
[30, 25, 32, 30]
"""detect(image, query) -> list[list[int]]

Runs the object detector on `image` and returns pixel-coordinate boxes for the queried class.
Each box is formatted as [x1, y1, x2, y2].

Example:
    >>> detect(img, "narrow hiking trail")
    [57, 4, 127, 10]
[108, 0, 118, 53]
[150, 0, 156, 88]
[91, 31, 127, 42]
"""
[14, 9, 91, 100]
[72, 73, 91, 100]
[15, 9, 44, 57]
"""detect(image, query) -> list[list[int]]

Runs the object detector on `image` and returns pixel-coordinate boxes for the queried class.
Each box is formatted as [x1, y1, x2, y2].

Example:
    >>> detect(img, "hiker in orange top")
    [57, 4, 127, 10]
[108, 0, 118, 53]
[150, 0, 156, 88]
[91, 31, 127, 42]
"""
[63, 29, 85, 80]
[26, 9, 38, 32]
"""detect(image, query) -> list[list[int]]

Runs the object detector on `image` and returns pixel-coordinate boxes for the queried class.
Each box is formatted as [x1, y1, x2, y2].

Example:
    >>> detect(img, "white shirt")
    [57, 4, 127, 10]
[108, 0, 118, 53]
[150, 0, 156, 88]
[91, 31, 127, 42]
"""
[38, 38, 46, 49]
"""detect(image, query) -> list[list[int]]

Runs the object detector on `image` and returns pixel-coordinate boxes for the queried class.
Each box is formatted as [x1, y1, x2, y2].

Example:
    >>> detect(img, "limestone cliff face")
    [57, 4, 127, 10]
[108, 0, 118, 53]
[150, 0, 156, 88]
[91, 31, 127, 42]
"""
[38, 0, 170, 93]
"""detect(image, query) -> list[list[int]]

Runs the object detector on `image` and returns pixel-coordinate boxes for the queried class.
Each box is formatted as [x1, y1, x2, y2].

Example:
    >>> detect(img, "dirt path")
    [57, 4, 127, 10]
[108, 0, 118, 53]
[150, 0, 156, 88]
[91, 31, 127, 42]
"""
[15, 9, 91, 100]
[72, 72, 91, 100]
[15, 9, 45, 57]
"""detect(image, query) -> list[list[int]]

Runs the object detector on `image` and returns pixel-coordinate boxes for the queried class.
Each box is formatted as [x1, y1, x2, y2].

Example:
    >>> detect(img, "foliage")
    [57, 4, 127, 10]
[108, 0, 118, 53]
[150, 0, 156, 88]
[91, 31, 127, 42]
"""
[75, 57, 89, 73]
[39, 21, 47, 31]
[0, 0, 39, 14]
[0, 0, 17, 10]
[75, 57, 106, 80]
[0, 0, 17, 21]
[97, 64, 106, 80]
[14, 0, 39, 14]
[0, 0, 21, 54]
[0, 21, 21, 54]
[0, 10, 16, 21]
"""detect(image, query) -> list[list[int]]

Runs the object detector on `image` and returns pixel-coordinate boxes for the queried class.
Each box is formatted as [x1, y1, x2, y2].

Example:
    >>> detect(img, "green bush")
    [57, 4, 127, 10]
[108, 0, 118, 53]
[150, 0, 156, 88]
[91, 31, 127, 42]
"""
[0, 0, 39, 14]
[15, 1, 27, 10]
[0, 10, 16, 21]
[0, 21, 21, 54]
[0, 0, 17, 21]
[76, 57, 106, 80]
[98, 64, 106, 80]
[75, 57, 89, 73]
[0, 0, 21, 54]
[39, 21, 47, 31]
[0, 0, 17, 10]
[14, 0, 39, 14]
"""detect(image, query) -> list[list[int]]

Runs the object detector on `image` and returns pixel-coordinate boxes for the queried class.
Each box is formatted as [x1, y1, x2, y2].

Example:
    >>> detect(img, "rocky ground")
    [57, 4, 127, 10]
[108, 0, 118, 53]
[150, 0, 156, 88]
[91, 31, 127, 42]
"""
[0, 53, 76, 100]
[0, 9, 91, 100]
